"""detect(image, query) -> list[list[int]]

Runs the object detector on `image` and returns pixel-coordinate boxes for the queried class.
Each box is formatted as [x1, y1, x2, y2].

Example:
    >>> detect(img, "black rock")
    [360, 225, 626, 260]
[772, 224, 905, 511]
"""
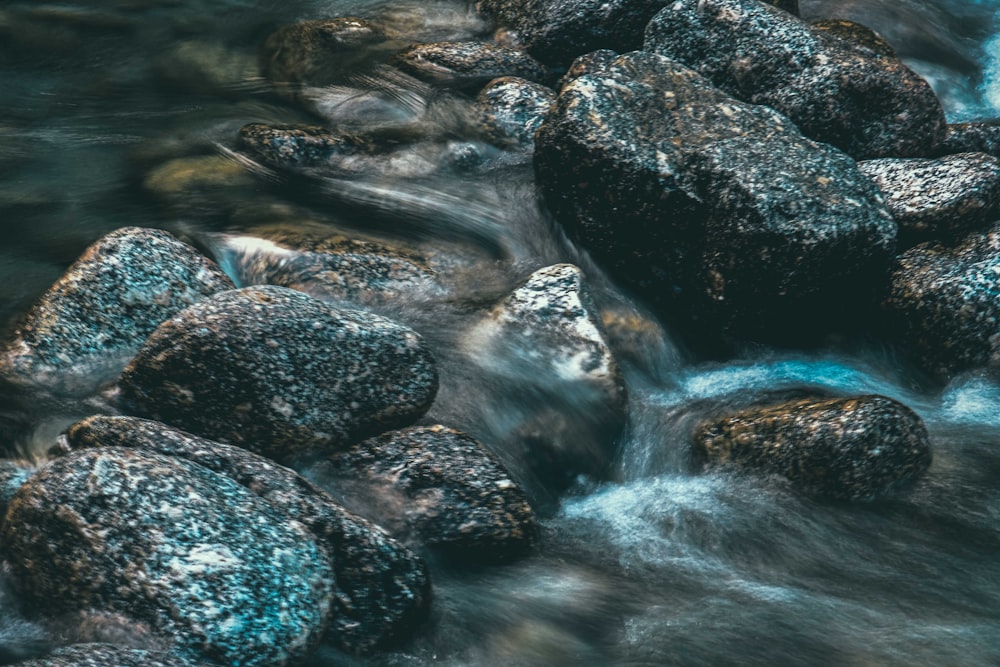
[937, 120, 1000, 158]
[60, 415, 433, 654]
[0, 460, 33, 524]
[237, 123, 373, 171]
[476, 76, 555, 151]
[0, 227, 233, 396]
[391, 41, 550, 88]
[117, 286, 438, 464]
[555, 49, 618, 90]
[644, 0, 946, 159]
[534, 51, 896, 337]
[8, 644, 213, 667]
[694, 395, 932, 502]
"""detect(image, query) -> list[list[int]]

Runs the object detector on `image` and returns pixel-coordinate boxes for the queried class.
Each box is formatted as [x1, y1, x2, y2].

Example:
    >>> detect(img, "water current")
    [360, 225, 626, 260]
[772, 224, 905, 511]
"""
[1, 0, 1000, 664]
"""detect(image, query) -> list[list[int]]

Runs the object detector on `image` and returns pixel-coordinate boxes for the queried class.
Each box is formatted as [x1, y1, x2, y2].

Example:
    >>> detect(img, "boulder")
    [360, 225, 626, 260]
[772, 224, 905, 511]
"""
[0, 460, 33, 523]
[534, 51, 897, 336]
[0, 227, 234, 396]
[644, 0, 946, 159]
[858, 153, 1000, 243]
[236, 123, 374, 171]
[60, 414, 433, 654]
[391, 41, 549, 88]
[882, 223, 1000, 379]
[555, 49, 618, 90]
[694, 395, 932, 501]
[316, 425, 537, 561]
[937, 120, 1000, 158]
[2, 448, 334, 666]
[117, 286, 438, 464]
[476, 77, 555, 151]
[10, 644, 213, 667]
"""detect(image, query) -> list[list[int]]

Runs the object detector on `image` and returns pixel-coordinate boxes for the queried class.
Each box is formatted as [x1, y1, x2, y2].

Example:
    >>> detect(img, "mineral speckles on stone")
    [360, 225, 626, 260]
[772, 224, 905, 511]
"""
[320, 425, 537, 561]
[476, 76, 555, 151]
[117, 285, 438, 463]
[937, 120, 1000, 158]
[882, 223, 1000, 379]
[0, 227, 234, 396]
[555, 49, 618, 89]
[391, 41, 550, 88]
[694, 395, 932, 502]
[11, 643, 215, 667]
[237, 123, 372, 170]
[644, 0, 945, 159]
[858, 153, 1000, 242]
[2, 448, 334, 667]
[61, 415, 433, 654]
[0, 460, 33, 523]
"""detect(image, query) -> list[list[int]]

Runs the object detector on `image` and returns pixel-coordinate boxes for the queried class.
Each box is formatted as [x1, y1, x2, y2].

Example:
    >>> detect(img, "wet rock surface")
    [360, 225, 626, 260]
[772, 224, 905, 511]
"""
[2, 448, 334, 667]
[117, 285, 438, 464]
[60, 414, 433, 655]
[475, 76, 555, 151]
[882, 224, 1000, 379]
[859, 153, 1000, 243]
[237, 123, 374, 171]
[391, 41, 549, 88]
[694, 395, 932, 502]
[555, 49, 618, 90]
[937, 120, 1000, 158]
[10, 644, 213, 667]
[534, 51, 897, 336]
[315, 424, 537, 561]
[644, 0, 946, 159]
[0, 227, 233, 396]
[0, 461, 33, 523]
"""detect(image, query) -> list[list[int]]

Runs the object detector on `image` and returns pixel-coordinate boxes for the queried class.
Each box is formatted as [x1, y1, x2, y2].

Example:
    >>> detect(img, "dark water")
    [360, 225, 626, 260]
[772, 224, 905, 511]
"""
[2, 0, 1000, 664]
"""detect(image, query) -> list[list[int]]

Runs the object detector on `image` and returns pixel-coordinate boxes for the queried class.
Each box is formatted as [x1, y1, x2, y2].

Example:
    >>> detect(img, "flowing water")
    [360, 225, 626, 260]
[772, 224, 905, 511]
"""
[1, 0, 1000, 664]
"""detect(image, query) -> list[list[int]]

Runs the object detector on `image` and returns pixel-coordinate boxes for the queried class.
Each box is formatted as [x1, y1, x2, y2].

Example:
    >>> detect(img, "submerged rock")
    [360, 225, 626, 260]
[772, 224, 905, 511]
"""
[475, 76, 555, 151]
[644, 0, 945, 159]
[859, 153, 1000, 243]
[316, 424, 537, 561]
[60, 415, 433, 654]
[391, 41, 549, 88]
[11, 644, 213, 667]
[534, 51, 896, 337]
[117, 286, 438, 463]
[0, 227, 233, 396]
[694, 395, 932, 501]
[882, 224, 1000, 379]
[2, 448, 334, 666]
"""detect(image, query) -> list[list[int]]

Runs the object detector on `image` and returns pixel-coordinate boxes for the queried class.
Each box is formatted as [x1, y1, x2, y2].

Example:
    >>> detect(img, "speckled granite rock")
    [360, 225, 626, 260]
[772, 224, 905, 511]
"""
[391, 41, 549, 88]
[2, 448, 334, 666]
[60, 415, 433, 654]
[809, 19, 895, 57]
[117, 286, 438, 463]
[534, 51, 897, 335]
[694, 395, 931, 502]
[882, 223, 1000, 379]
[0, 460, 33, 524]
[11, 644, 213, 667]
[644, 0, 945, 159]
[237, 123, 373, 170]
[555, 49, 618, 89]
[0, 227, 234, 396]
[475, 0, 665, 65]
[937, 120, 1000, 158]
[859, 153, 1000, 243]
[316, 425, 537, 562]
[209, 225, 440, 308]
[476, 77, 555, 151]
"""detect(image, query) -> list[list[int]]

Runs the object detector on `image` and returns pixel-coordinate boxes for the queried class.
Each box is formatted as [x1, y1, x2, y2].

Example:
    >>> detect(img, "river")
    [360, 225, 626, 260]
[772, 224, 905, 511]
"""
[1, 0, 999, 664]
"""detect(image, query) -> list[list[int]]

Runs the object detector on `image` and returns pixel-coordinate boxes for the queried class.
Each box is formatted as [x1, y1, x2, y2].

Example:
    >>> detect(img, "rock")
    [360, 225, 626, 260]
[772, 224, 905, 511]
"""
[0, 460, 33, 523]
[694, 395, 932, 501]
[10, 644, 213, 667]
[882, 223, 1000, 379]
[142, 155, 256, 196]
[476, 77, 555, 150]
[644, 0, 946, 159]
[207, 225, 440, 309]
[555, 49, 618, 90]
[809, 19, 896, 57]
[2, 448, 334, 666]
[236, 123, 373, 171]
[60, 415, 433, 654]
[117, 286, 438, 464]
[315, 425, 537, 561]
[0, 227, 234, 396]
[767, 0, 798, 15]
[858, 153, 1000, 243]
[534, 51, 897, 336]
[937, 120, 1000, 158]
[475, 0, 665, 65]
[391, 41, 550, 88]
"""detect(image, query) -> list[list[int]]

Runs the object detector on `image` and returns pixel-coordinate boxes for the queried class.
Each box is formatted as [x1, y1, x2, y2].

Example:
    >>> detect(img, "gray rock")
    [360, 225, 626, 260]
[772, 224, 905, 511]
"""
[391, 41, 550, 88]
[117, 286, 438, 463]
[0, 460, 33, 524]
[882, 223, 1000, 379]
[475, 0, 665, 65]
[534, 51, 897, 336]
[694, 395, 932, 502]
[809, 19, 896, 57]
[0, 227, 234, 396]
[316, 424, 537, 561]
[60, 415, 433, 654]
[10, 644, 212, 667]
[937, 120, 1000, 158]
[556, 49, 618, 90]
[644, 0, 945, 159]
[859, 153, 1000, 243]
[476, 76, 555, 150]
[2, 448, 334, 666]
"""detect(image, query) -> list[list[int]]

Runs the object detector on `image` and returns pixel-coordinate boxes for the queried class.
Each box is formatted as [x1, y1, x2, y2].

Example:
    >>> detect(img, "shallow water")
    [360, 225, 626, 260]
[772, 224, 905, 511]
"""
[1, 0, 1000, 664]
